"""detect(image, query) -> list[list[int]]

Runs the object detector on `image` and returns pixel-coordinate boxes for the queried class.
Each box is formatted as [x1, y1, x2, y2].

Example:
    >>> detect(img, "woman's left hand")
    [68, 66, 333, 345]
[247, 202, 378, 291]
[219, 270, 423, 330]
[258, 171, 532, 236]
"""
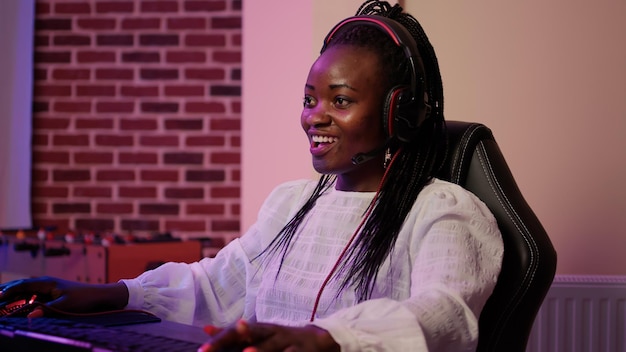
[198, 320, 340, 352]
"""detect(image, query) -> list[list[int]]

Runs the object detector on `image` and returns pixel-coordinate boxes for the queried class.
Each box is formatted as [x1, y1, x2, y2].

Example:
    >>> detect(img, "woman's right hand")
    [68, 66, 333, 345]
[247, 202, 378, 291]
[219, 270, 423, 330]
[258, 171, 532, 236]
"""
[0, 276, 129, 317]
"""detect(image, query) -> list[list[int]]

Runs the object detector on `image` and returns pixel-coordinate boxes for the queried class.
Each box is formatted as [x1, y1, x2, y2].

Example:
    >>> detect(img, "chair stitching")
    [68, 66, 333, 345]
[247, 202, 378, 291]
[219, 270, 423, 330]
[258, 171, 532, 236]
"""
[452, 124, 480, 184]
[478, 142, 539, 284]
[476, 142, 541, 348]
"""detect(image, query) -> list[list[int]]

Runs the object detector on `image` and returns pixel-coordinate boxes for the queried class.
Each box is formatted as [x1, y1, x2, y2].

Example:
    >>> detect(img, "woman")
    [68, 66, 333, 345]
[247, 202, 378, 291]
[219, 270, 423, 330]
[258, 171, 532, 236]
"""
[0, 1, 503, 351]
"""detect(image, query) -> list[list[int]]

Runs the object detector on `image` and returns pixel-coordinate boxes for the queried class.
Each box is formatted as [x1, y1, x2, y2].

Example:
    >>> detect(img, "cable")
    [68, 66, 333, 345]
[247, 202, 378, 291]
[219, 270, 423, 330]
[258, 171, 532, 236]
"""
[309, 148, 402, 321]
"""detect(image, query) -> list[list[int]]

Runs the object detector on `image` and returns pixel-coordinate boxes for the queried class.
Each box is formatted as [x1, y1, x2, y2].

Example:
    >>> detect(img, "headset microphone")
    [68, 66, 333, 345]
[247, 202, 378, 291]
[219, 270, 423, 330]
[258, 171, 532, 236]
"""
[351, 139, 391, 165]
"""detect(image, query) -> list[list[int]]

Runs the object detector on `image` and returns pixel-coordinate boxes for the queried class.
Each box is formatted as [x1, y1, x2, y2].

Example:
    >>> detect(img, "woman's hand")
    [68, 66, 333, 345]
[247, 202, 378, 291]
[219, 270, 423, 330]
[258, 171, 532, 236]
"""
[199, 320, 340, 352]
[0, 276, 128, 317]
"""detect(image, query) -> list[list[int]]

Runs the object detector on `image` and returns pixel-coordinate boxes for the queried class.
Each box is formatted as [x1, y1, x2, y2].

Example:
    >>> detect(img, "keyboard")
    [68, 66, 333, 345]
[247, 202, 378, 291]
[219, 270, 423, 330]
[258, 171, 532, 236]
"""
[0, 316, 205, 352]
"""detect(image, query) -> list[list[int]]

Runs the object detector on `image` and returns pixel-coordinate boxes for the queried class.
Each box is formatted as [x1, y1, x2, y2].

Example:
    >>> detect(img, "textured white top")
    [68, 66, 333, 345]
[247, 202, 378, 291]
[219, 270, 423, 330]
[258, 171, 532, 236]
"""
[123, 178, 503, 351]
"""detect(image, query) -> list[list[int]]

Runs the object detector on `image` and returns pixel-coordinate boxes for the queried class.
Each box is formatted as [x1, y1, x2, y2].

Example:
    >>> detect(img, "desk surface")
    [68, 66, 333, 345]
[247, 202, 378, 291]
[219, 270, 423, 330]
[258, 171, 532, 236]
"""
[0, 315, 209, 351]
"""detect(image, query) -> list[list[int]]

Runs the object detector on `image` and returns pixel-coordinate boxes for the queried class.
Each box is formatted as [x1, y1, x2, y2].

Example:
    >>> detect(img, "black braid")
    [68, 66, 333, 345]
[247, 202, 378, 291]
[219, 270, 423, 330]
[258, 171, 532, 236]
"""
[331, 0, 447, 300]
[254, 174, 336, 272]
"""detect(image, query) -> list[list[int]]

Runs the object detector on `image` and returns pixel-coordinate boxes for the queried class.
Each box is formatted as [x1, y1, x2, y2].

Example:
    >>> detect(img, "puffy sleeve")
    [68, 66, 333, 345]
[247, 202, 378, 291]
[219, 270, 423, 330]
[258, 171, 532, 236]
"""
[121, 179, 318, 327]
[313, 181, 504, 352]
[121, 238, 253, 326]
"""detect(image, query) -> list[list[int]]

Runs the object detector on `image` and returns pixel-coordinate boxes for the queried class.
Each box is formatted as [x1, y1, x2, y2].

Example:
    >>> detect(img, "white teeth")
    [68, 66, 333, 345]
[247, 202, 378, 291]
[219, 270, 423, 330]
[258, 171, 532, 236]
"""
[312, 135, 338, 144]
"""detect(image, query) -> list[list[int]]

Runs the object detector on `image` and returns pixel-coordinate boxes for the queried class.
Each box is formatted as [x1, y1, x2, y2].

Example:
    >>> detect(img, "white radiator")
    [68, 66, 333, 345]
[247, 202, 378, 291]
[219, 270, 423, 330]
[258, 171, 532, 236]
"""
[526, 275, 626, 352]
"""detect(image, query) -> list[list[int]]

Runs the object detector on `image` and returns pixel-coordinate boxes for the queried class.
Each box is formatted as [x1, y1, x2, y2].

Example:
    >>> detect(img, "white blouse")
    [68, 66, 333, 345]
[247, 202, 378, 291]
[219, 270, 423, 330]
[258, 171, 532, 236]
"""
[122, 178, 503, 351]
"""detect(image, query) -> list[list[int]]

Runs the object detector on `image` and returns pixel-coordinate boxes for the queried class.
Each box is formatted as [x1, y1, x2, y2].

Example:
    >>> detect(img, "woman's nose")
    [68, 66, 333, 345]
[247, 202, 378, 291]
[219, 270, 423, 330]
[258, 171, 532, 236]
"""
[303, 104, 331, 127]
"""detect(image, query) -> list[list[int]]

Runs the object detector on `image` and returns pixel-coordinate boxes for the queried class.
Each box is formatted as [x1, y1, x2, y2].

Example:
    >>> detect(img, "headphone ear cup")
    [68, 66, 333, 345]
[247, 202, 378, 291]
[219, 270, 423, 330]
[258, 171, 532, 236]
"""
[383, 86, 407, 138]
[385, 85, 427, 142]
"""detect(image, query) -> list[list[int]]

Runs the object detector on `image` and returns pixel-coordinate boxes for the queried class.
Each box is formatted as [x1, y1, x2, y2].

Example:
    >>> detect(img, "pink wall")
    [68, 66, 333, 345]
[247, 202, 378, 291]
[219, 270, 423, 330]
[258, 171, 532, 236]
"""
[241, 1, 314, 231]
[243, 1, 626, 275]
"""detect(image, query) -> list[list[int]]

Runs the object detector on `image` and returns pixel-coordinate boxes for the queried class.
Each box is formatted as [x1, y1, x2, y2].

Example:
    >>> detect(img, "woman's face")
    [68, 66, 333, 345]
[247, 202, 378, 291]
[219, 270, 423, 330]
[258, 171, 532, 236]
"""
[301, 45, 388, 191]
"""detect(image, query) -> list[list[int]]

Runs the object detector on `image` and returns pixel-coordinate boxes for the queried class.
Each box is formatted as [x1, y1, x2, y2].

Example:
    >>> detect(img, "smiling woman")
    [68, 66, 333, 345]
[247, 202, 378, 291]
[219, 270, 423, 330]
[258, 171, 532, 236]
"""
[0, 0, 35, 230]
[0, 2, 504, 351]
[302, 45, 387, 190]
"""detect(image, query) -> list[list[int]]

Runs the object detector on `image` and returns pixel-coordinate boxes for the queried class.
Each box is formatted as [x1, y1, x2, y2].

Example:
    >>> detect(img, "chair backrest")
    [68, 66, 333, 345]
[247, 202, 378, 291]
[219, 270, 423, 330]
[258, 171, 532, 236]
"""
[436, 121, 557, 352]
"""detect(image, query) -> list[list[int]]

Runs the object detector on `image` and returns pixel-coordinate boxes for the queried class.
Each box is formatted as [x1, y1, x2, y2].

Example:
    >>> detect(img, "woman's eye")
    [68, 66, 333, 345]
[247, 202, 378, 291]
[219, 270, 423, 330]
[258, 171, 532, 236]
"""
[303, 96, 314, 107]
[334, 97, 351, 108]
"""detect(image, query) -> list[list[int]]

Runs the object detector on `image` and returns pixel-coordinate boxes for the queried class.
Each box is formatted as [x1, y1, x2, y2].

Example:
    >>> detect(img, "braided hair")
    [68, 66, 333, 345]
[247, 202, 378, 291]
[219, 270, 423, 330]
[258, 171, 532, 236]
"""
[258, 0, 447, 302]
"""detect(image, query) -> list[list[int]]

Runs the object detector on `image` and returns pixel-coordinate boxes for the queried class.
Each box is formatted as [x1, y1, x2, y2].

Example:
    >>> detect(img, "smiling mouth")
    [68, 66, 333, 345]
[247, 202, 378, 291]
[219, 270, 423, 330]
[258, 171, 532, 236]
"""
[311, 135, 338, 147]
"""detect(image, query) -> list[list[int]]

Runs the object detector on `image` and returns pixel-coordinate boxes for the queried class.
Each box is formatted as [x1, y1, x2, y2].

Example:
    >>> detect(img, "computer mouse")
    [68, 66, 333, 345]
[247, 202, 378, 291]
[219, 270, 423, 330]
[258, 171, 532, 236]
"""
[0, 294, 38, 317]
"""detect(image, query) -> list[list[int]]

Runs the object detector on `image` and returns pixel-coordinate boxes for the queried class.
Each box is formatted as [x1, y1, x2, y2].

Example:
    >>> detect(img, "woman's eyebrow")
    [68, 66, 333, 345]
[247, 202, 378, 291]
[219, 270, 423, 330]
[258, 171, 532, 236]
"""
[330, 83, 357, 91]
[305, 83, 357, 91]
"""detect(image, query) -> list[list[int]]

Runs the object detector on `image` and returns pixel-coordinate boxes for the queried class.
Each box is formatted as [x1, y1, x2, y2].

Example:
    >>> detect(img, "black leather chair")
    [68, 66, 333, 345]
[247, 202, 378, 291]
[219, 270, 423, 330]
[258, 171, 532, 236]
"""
[436, 121, 557, 352]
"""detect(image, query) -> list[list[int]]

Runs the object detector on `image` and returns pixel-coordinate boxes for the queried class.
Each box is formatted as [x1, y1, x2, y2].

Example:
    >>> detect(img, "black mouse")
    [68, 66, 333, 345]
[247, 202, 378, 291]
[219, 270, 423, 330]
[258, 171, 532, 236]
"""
[0, 294, 39, 317]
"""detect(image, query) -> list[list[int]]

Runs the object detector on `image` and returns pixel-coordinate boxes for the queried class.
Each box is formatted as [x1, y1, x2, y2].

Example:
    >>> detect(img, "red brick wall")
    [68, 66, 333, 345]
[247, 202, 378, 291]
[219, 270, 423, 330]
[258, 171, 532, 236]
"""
[31, 0, 242, 245]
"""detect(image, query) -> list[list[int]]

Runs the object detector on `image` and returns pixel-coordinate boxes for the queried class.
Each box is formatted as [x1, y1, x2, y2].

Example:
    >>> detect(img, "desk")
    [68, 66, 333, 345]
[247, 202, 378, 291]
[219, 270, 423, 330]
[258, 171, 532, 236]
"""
[0, 234, 203, 283]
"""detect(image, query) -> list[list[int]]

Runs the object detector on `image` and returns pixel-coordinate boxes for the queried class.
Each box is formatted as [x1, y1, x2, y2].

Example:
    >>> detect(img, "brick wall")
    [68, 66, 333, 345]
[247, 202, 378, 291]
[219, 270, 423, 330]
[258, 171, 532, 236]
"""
[31, 0, 242, 245]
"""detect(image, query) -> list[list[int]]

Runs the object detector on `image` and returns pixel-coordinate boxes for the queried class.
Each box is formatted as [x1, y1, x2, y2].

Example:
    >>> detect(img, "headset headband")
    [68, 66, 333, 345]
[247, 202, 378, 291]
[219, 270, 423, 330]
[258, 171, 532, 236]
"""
[321, 15, 423, 100]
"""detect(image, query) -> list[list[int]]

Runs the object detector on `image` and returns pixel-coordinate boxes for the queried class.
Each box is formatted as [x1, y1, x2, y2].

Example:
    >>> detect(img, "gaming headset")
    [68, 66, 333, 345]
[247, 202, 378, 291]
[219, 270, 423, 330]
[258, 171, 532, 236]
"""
[320, 15, 432, 145]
